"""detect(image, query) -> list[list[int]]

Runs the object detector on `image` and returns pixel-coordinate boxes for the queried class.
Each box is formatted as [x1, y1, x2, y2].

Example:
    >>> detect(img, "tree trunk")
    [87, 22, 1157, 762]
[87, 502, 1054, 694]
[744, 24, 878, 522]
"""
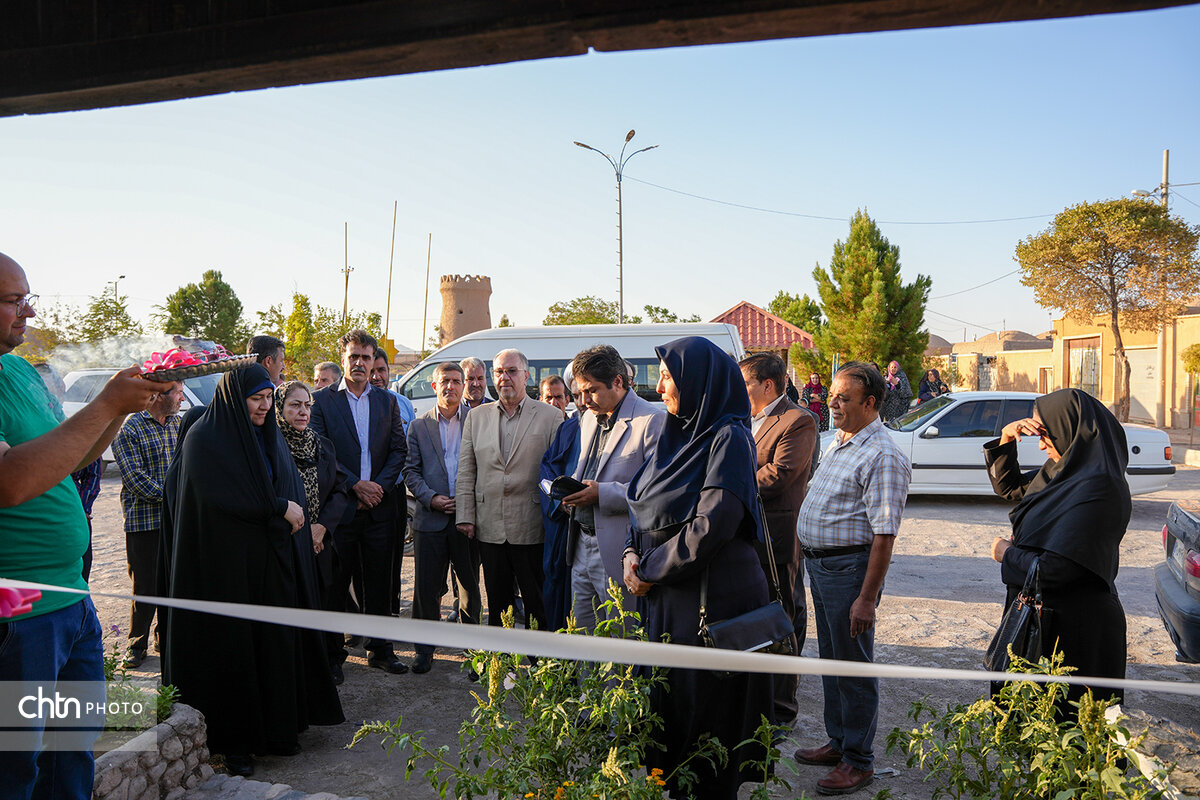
[1111, 319, 1131, 423]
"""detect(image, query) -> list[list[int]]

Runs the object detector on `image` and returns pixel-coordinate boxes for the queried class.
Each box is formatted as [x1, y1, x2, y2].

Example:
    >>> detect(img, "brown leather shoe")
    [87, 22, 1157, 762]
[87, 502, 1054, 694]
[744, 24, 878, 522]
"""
[794, 743, 843, 766]
[815, 762, 874, 795]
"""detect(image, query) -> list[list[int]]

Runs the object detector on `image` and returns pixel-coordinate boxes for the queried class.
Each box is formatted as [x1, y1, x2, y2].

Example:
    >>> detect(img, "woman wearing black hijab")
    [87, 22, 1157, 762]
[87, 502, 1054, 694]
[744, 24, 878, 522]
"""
[984, 387, 1130, 703]
[623, 337, 774, 800]
[163, 365, 343, 777]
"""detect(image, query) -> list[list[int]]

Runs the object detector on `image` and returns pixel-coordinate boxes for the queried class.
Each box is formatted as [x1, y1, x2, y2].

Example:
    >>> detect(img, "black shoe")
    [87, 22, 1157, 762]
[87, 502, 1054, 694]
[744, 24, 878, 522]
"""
[224, 754, 254, 777]
[345, 634, 364, 648]
[411, 652, 433, 674]
[367, 653, 409, 674]
[468, 668, 479, 682]
[330, 662, 344, 686]
[121, 649, 147, 669]
[444, 610, 460, 623]
[264, 741, 301, 757]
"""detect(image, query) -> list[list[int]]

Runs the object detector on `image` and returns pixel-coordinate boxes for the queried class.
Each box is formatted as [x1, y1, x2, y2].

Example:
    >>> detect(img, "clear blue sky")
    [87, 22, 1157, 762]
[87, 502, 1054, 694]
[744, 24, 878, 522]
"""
[2, 5, 1198, 351]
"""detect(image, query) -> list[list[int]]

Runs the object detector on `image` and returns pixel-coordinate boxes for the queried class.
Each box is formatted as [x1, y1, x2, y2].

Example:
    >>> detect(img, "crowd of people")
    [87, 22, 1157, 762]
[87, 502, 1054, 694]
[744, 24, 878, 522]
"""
[0, 247, 1134, 800]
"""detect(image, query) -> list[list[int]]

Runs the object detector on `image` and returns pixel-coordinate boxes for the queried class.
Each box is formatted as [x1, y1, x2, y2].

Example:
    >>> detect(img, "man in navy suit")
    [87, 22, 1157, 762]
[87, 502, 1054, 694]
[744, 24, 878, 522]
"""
[310, 329, 409, 678]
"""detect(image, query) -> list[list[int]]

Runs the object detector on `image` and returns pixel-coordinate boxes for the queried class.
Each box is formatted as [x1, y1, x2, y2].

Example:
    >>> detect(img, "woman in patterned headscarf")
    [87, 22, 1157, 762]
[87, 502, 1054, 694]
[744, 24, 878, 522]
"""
[275, 380, 350, 569]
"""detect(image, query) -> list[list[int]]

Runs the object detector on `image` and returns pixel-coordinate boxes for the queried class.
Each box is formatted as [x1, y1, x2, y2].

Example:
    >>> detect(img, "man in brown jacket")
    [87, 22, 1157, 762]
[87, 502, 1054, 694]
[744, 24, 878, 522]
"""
[741, 353, 818, 728]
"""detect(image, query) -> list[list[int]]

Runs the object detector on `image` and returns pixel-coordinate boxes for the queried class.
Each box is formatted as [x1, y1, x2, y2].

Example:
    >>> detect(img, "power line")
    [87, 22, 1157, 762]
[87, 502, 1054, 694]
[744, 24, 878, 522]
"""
[1171, 188, 1200, 211]
[924, 308, 1001, 333]
[624, 176, 1054, 226]
[930, 269, 1021, 299]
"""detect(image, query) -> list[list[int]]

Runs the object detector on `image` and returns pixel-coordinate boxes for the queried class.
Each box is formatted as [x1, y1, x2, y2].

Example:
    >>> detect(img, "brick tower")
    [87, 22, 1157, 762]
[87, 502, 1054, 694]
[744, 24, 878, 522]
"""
[439, 274, 492, 345]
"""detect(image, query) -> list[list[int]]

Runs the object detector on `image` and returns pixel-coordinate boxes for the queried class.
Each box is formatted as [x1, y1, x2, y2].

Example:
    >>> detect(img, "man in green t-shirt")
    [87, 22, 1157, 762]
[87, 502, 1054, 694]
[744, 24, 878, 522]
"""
[0, 250, 159, 800]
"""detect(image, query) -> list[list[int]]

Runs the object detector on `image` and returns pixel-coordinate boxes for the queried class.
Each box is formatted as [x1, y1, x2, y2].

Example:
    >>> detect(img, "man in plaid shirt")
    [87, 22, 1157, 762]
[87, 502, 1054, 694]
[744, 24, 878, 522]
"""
[112, 381, 184, 668]
[793, 362, 911, 796]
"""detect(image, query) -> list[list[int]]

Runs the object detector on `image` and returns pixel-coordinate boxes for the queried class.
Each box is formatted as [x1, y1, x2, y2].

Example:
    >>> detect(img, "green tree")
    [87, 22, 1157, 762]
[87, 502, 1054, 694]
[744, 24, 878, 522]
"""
[498, 314, 513, 328]
[158, 270, 251, 350]
[800, 209, 930, 382]
[77, 292, 142, 342]
[284, 293, 319, 379]
[14, 300, 82, 362]
[255, 303, 287, 338]
[544, 296, 626, 325]
[641, 304, 701, 323]
[767, 290, 824, 334]
[1016, 198, 1200, 421]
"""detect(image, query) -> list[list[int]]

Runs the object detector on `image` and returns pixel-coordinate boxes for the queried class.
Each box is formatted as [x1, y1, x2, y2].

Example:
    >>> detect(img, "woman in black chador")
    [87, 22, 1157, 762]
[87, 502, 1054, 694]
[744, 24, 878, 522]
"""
[984, 387, 1129, 704]
[163, 365, 343, 777]
[623, 336, 774, 800]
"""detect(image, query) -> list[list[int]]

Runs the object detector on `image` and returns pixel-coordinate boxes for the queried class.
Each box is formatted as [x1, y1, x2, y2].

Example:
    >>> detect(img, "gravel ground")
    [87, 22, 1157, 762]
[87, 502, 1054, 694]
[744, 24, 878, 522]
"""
[87, 466, 1200, 799]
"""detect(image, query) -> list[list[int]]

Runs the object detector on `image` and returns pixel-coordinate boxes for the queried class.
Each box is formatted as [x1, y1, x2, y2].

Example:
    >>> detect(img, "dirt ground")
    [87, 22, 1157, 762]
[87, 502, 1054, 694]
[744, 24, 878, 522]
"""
[87, 467, 1200, 799]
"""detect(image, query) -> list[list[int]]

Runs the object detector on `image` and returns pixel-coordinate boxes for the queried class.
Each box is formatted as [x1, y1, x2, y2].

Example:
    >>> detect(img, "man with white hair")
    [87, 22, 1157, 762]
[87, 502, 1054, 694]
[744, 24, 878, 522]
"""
[456, 348, 561, 630]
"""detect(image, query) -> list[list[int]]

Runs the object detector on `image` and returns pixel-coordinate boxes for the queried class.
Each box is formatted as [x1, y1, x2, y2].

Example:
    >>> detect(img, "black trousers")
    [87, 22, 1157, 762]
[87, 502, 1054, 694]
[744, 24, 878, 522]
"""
[125, 529, 161, 653]
[328, 513, 396, 659]
[477, 541, 547, 631]
[389, 508, 408, 616]
[412, 521, 482, 656]
[758, 540, 805, 725]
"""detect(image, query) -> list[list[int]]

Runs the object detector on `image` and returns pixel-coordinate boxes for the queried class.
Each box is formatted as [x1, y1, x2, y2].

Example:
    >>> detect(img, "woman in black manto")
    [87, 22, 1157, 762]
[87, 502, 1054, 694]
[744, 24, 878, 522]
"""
[984, 387, 1129, 704]
[623, 336, 774, 800]
[274, 382, 350, 605]
[163, 365, 343, 777]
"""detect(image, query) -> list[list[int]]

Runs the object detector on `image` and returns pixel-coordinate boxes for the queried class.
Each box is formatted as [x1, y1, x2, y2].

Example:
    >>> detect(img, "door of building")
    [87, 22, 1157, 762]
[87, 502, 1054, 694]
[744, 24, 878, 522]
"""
[1126, 347, 1158, 424]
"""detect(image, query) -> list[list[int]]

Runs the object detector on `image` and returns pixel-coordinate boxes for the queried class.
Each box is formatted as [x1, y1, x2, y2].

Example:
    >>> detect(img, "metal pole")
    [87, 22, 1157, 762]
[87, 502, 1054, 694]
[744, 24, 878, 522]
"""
[385, 201, 397, 338]
[616, 176, 624, 324]
[1162, 149, 1170, 209]
[420, 233, 432, 359]
[341, 222, 352, 323]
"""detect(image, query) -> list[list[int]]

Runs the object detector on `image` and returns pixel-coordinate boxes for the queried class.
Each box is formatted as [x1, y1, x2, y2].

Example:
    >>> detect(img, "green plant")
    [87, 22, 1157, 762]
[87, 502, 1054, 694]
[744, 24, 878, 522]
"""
[350, 585, 786, 799]
[155, 684, 180, 721]
[886, 650, 1168, 799]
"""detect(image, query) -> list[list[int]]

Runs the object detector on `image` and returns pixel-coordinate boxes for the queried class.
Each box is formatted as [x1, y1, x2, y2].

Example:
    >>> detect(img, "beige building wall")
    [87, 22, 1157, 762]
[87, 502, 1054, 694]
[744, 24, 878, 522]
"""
[994, 349, 1052, 392]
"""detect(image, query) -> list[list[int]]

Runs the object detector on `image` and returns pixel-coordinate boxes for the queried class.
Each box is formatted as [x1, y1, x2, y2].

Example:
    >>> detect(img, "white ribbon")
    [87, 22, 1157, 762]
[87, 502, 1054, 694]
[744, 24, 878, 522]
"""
[3, 577, 1197, 697]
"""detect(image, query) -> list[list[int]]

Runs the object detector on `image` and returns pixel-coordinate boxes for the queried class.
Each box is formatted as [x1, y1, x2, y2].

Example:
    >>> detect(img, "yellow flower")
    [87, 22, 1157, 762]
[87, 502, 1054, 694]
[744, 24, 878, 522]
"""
[563, 781, 574, 787]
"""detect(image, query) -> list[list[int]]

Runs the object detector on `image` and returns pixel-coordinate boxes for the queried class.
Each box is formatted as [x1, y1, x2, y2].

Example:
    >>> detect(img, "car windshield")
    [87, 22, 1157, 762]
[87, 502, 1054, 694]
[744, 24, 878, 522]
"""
[183, 373, 222, 406]
[887, 395, 955, 431]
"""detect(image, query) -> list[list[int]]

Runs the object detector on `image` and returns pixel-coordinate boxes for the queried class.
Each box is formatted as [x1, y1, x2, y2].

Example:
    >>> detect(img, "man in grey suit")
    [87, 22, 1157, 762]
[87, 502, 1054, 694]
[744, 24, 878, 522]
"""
[561, 346, 664, 630]
[456, 348, 562, 630]
[403, 362, 481, 674]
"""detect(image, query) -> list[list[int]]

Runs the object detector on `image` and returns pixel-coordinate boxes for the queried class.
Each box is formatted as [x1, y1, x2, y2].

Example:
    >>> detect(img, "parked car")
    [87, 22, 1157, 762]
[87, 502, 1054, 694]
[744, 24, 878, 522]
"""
[393, 322, 746, 417]
[61, 367, 221, 466]
[817, 391, 1175, 496]
[1156, 501, 1200, 663]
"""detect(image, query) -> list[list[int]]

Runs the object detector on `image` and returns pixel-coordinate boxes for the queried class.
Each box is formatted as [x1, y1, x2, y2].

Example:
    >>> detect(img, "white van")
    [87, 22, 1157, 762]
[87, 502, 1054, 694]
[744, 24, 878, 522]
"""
[394, 323, 746, 416]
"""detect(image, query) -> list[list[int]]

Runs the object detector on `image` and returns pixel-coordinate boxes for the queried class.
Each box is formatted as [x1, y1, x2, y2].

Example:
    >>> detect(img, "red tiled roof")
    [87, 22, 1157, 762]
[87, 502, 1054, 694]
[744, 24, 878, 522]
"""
[712, 301, 814, 350]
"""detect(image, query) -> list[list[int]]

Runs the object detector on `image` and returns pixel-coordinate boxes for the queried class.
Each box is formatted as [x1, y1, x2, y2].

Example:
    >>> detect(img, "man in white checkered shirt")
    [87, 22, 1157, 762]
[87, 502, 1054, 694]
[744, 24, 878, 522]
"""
[793, 362, 911, 796]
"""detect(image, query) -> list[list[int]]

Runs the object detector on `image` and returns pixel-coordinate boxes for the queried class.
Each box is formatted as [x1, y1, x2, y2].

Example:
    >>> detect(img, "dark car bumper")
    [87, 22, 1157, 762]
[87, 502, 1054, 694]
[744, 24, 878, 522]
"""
[1155, 561, 1200, 663]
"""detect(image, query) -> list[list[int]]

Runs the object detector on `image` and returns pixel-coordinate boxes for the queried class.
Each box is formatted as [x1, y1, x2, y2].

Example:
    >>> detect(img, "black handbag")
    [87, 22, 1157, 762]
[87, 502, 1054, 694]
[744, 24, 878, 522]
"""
[984, 556, 1044, 672]
[698, 500, 795, 677]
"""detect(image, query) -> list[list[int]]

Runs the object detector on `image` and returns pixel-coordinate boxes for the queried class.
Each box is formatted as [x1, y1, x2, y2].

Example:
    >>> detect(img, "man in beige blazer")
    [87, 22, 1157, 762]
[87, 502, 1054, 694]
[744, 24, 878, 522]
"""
[456, 349, 562, 629]
[741, 352, 817, 728]
[561, 346, 665, 630]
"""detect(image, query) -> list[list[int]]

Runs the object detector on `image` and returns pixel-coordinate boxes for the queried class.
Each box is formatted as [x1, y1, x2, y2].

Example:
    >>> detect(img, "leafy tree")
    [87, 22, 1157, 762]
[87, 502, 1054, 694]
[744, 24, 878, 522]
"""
[255, 303, 287, 338]
[544, 296, 622, 325]
[14, 300, 82, 362]
[767, 290, 824, 335]
[77, 292, 142, 342]
[284, 293, 320, 379]
[498, 314, 513, 328]
[1016, 198, 1200, 421]
[798, 209, 930, 382]
[641, 304, 701, 324]
[158, 270, 251, 350]
[1183, 343, 1200, 377]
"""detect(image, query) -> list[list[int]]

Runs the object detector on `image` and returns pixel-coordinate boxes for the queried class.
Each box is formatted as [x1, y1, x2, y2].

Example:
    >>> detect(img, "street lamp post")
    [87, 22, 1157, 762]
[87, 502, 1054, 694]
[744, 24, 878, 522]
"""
[108, 274, 126, 300]
[574, 130, 658, 324]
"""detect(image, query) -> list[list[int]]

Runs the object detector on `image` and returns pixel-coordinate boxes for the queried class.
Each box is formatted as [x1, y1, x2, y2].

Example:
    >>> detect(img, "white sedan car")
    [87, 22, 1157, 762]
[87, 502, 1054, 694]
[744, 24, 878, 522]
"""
[819, 391, 1175, 496]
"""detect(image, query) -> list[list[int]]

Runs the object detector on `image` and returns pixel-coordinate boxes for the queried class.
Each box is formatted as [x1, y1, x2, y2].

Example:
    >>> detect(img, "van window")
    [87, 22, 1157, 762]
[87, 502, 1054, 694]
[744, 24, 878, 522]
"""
[183, 373, 221, 406]
[64, 374, 108, 403]
[401, 362, 444, 401]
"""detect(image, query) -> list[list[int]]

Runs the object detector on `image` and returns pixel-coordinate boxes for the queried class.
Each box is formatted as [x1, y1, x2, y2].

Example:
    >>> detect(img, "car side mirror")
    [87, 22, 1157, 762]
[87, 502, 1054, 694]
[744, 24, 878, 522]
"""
[921, 425, 940, 439]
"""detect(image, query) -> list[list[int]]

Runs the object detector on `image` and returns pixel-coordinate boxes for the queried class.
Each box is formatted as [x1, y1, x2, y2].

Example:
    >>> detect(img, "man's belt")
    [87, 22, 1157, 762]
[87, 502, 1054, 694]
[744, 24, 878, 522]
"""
[577, 523, 596, 537]
[800, 543, 871, 560]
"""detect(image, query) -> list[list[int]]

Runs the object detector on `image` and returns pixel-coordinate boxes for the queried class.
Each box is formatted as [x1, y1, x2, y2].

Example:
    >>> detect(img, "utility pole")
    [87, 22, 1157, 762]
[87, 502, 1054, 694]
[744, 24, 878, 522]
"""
[341, 222, 354, 323]
[385, 202, 397, 338]
[1161, 149, 1169, 208]
[420, 234, 432, 359]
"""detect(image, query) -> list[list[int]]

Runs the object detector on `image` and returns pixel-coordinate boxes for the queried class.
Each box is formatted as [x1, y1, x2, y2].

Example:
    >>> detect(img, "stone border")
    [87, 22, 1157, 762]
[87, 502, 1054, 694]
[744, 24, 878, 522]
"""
[93, 703, 214, 800]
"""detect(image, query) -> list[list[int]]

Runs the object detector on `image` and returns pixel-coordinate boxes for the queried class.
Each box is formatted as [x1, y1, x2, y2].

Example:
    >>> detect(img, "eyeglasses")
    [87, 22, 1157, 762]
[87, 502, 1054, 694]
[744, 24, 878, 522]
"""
[0, 294, 37, 312]
[493, 367, 524, 377]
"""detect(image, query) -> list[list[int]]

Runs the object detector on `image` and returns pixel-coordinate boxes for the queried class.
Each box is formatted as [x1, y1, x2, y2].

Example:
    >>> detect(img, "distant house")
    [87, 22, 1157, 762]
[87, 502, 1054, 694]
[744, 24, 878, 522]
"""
[711, 301, 813, 375]
[940, 330, 1053, 395]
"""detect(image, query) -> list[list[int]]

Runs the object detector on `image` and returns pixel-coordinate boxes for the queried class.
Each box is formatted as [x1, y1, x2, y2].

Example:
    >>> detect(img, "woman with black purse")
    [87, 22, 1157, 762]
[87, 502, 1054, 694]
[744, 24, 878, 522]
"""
[984, 387, 1129, 704]
[622, 336, 774, 800]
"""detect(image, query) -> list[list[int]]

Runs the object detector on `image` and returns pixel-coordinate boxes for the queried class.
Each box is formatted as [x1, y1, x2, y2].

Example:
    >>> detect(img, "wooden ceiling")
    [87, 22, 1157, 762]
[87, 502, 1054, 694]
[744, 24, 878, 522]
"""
[1, 0, 1193, 117]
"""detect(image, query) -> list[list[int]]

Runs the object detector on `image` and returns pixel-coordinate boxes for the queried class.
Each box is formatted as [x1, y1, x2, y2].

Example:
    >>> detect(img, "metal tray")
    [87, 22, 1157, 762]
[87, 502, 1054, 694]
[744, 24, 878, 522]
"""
[141, 354, 259, 382]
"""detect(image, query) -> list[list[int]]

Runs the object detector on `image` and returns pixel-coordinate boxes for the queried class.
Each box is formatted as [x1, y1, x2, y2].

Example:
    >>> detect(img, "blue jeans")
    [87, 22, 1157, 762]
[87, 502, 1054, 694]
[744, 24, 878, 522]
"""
[0, 597, 104, 800]
[807, 550, 881, 771]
